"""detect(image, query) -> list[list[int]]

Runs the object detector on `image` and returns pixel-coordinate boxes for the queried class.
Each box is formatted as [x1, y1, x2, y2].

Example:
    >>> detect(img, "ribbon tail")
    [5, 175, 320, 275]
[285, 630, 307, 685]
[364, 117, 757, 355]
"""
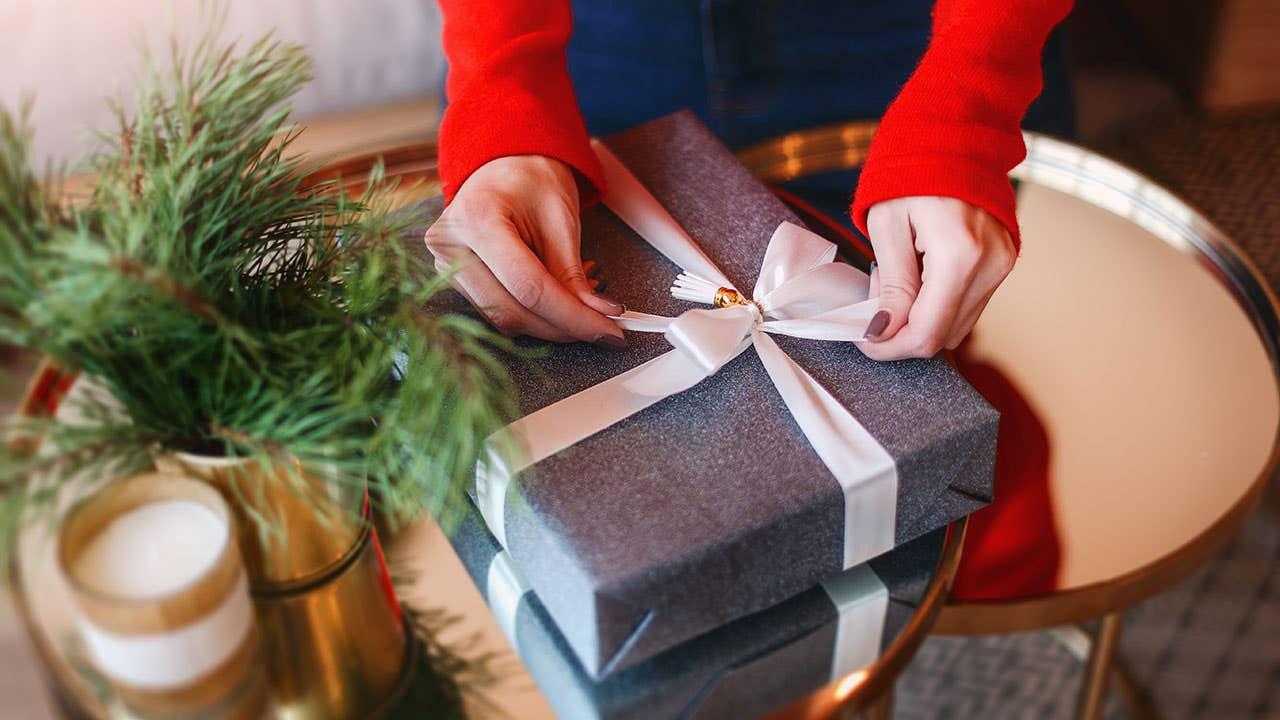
[487, 551, 531, 655]
[751, 332, 898, 568]
[592, 139, 734, 290]
[758, 297, 881, 342]
[475, 348, 718, 548]
[611, 310, 675, 333]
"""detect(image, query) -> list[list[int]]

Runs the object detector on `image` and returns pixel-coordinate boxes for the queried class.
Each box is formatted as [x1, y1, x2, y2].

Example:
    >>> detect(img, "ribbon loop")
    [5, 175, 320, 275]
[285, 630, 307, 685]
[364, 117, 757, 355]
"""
[753, 221, 840, 300]
[758, 262, 871, 319]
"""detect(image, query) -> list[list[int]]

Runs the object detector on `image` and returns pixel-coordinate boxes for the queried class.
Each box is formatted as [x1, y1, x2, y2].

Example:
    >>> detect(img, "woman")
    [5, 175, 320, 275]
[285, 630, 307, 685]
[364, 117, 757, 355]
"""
[429, 0, 1073, 598]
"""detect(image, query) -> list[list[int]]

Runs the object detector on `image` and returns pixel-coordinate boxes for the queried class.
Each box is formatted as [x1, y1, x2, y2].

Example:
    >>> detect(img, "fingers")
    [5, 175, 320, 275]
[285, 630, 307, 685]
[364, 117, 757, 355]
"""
[465, 215, 625, 344]
[427, 201, 626, 345]
[862, 204, 921, 344]
[940, 228, 1014, 349]
[424, 155, 629, 346]
[858, 198, 1015, 361]
[861, 241, 972, 361]
[424, 229, 576, 342]
[536, 202, 626, 318]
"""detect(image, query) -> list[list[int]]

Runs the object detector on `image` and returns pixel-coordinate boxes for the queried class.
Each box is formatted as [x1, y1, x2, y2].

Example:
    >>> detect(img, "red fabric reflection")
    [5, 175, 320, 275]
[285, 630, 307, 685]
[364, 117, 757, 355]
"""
[949, 339, 1061, 600]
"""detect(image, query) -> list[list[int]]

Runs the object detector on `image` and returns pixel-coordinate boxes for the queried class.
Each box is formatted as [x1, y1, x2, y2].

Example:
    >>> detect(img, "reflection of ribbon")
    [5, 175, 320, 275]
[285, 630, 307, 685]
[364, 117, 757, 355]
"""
[476, 141, 898, 570]
[486, 547, 888, 684]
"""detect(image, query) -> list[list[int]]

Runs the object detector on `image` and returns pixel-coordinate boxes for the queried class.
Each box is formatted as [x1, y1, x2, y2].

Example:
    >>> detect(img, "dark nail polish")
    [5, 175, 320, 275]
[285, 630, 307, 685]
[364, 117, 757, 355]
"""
[866, 310, 891, 340]
[595, 291, 625, 314]
[594, 333, 628, 349]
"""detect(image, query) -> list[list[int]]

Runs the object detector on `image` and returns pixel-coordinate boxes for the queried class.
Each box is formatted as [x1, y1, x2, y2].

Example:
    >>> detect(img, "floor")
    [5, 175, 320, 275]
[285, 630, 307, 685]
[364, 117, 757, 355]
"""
[893, 513, 1279, 720]
[2, 9, 1279, 720]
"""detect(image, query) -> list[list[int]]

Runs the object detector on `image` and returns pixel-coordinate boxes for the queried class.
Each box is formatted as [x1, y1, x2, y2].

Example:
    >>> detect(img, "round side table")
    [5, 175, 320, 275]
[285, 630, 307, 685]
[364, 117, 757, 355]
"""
[739, 122, 1280, 720]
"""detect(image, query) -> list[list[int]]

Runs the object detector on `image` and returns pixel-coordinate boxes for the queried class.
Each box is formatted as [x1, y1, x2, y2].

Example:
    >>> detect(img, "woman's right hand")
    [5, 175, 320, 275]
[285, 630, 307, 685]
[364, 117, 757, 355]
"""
[424, 155, 627, 346]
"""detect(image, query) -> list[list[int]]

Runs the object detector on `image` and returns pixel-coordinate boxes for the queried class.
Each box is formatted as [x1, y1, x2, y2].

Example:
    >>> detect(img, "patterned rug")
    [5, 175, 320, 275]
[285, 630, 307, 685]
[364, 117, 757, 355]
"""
[893, 512, 1278, 720]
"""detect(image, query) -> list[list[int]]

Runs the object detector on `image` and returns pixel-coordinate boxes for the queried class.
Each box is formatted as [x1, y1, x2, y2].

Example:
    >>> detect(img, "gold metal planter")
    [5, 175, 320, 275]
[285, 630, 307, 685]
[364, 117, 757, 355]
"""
[158, 453, 408, 719]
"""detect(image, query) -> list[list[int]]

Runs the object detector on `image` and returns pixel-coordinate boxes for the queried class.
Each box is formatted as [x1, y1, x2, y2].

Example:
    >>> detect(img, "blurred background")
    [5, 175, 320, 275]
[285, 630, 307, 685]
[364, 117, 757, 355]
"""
[1, 0, 1277, 718]
[0, 0, 445, 168]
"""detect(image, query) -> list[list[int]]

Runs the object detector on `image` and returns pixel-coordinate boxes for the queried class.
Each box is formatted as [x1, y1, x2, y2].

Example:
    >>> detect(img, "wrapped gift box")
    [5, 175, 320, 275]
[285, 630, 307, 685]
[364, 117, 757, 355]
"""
[449, 500, 944, 720]
[420, 111, 996, 678]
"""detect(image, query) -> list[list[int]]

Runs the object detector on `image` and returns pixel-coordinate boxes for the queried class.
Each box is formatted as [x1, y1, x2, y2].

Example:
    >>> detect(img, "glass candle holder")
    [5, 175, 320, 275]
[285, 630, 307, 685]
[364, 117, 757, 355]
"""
[58, 472, 269, 719]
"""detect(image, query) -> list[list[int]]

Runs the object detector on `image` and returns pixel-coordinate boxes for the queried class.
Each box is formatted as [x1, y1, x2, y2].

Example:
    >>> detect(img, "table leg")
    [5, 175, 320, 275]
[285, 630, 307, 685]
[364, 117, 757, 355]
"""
[862, 685, 894, 720]
[1111, 653, 1163, 720]
[1052, 622, 1162, 720]
[1077, 612, 1122, 720]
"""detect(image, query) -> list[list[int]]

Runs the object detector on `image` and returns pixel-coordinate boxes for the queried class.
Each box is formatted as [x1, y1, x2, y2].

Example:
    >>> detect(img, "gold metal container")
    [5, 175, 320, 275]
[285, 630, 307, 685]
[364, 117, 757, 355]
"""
[157, 453, 408, 719]
[155, 453, 361, 589]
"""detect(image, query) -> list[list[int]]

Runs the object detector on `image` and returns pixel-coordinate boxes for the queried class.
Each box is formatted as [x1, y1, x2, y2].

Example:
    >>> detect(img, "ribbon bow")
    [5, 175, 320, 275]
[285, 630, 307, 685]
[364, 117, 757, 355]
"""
[475, 141, 898, 570]
[614, 218, 882, 399]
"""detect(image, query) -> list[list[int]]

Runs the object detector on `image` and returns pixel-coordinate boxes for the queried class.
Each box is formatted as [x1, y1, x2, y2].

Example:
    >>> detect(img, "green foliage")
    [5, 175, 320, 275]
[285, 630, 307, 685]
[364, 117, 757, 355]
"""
[0, 24, 514, 556]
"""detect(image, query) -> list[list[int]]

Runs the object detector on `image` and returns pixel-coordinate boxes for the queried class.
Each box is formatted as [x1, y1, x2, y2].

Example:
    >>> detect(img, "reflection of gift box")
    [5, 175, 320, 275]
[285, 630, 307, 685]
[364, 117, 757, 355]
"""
[425, 111, 996, 678]
[449, 500, 943, 720]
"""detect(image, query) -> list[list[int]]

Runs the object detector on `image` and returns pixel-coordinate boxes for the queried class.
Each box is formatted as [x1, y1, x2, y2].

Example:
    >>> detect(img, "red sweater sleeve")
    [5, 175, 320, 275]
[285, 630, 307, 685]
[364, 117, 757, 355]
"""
[436, 0, 602, 204]
[850, 0, 1073, 249]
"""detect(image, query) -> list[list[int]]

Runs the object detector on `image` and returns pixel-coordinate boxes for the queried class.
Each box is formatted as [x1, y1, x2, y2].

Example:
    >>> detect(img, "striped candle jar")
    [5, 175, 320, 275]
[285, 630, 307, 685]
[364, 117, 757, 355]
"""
[58, 472, 269, 719]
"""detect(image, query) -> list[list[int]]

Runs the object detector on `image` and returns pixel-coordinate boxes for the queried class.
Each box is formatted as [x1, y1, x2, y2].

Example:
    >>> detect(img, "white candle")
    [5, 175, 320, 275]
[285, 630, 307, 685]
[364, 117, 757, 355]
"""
[61, 474, 264, 712]
[73, 499, 226, 599]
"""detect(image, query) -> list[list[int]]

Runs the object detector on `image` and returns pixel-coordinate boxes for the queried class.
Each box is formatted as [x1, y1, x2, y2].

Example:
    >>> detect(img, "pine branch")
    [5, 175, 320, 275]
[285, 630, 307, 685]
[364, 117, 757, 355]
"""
[107, 256, 225, 325]
[0, 17, 514, 561]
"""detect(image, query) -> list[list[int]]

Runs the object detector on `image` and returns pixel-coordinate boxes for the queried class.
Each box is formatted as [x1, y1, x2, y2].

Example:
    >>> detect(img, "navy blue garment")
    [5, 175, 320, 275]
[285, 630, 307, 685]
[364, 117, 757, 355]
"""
[569, 0, 1074, 145]
[567, 1, 1075, 233]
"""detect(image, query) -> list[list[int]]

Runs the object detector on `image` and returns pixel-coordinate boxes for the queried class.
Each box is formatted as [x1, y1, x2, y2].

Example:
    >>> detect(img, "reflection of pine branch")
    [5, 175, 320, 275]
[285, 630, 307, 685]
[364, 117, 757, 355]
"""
[206, 423, 288, 463]
[64, 636, 115, 710]
[1, 432, 158, 483]
[386, 581, 516, 720]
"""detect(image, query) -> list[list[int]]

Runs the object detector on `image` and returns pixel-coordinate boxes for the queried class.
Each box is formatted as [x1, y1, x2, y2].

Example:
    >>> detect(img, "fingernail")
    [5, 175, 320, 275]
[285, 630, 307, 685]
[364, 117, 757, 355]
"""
[594, 332, 628, 349]
[866, 310, 891, 340]
[868, 260, 878, 275]
[594, 291, 625, 314]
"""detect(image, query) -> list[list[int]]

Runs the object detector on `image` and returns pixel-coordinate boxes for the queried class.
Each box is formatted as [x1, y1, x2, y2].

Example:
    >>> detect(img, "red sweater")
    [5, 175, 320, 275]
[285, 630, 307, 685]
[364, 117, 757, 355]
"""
[436, 0, 1072, 247]
[436, 1, 1073, 601]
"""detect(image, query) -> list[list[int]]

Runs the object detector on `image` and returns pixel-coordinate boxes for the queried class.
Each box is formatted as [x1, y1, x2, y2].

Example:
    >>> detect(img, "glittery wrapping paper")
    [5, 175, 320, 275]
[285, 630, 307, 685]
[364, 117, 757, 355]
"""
[447, 500, 942, 720]
[416, 111, 996, 679]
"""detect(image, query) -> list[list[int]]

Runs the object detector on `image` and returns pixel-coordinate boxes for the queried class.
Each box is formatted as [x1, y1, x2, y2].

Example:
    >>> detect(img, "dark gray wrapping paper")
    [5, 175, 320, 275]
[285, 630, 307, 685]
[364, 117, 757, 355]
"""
[448, 500, 942, 720]
[421, 111, 996, 678]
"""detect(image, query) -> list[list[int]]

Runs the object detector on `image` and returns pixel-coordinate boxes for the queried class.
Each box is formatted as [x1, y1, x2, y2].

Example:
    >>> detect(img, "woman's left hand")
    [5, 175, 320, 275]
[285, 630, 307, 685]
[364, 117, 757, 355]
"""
[858, 196, 1016, 361]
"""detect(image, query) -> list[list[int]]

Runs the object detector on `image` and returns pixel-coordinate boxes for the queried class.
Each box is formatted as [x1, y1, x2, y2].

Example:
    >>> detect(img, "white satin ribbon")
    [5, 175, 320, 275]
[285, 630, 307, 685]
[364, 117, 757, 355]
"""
[820, 564, 889, 681]
[486, 548, 889, 683]
[487, 551, 530, 655]
[475, 140, 897, 569]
